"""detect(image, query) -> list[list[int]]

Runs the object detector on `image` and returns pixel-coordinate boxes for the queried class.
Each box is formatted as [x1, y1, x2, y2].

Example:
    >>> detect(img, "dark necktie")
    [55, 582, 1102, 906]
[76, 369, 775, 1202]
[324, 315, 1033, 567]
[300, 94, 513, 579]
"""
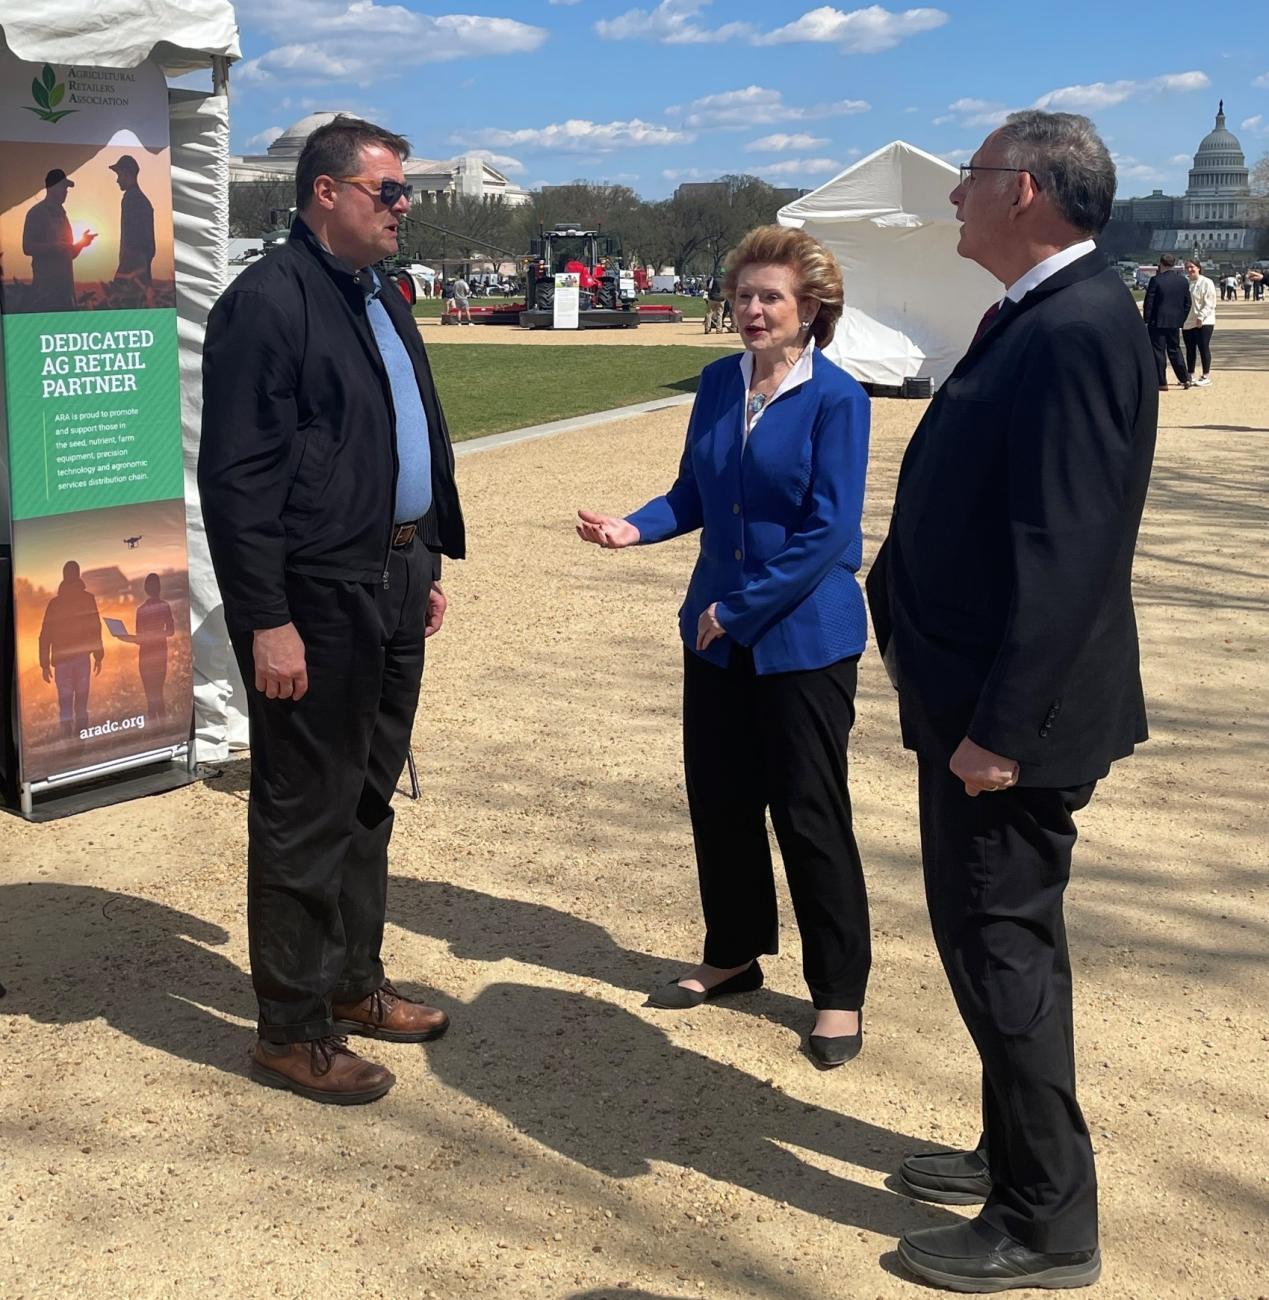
[971, 299, 1005, 346]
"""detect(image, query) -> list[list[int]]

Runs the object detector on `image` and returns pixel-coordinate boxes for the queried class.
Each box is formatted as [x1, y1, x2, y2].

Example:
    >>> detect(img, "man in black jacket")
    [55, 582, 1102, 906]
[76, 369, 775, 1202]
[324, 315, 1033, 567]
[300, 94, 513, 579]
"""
[199, 116, 465, 1105]
[868, 111, 1156, 1291]
[1143, 252, 1192, 390]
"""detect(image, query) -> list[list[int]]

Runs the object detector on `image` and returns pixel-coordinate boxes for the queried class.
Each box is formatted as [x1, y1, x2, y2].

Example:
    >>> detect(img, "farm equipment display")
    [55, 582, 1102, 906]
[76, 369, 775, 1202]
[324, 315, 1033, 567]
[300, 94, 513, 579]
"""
[520, 224, 639, 329]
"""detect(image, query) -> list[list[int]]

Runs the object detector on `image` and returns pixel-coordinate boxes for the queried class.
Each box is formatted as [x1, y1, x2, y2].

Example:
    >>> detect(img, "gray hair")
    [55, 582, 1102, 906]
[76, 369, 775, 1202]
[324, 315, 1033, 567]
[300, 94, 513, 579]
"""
[995, 110, 1116, 235]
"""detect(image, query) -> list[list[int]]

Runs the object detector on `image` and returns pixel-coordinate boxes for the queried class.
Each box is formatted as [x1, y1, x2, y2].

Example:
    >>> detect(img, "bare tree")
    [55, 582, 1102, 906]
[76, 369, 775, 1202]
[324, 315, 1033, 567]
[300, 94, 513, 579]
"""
[228, 177, 295, 237]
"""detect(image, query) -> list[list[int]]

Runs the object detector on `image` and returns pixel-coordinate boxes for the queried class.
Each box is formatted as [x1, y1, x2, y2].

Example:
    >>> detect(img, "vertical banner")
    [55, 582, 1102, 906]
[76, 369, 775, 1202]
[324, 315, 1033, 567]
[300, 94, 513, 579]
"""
[0, 45, 192, 799]
[553, 272, 580, 329]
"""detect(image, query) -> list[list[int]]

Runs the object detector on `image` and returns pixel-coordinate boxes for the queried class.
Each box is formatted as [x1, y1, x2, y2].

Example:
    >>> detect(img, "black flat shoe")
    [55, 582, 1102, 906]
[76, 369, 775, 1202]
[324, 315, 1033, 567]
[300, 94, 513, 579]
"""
[899, 1148, 992, 1205]
[807, 1011, 862, 1067]
[898, 1219, 1100, 1293]
[646, 960, 763, 1009]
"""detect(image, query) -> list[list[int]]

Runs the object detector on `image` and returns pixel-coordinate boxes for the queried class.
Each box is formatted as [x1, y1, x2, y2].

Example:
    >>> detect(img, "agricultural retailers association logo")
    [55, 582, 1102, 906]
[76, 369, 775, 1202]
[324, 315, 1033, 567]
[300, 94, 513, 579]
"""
[26, 64, 77, 124]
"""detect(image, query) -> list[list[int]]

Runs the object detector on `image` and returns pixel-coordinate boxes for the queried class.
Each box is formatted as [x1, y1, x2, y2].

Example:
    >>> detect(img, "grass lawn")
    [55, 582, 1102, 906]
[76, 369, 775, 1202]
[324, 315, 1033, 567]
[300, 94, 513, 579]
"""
[428, 344, 736, 441]
[412, 293, 710, 320]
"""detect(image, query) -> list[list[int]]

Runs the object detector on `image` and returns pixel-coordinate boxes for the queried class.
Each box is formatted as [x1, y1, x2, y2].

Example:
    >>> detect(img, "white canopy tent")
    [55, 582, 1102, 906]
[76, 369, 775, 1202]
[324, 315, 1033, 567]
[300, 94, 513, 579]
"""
[1, 2, 247, 760]
[778, 141, 1000, 389]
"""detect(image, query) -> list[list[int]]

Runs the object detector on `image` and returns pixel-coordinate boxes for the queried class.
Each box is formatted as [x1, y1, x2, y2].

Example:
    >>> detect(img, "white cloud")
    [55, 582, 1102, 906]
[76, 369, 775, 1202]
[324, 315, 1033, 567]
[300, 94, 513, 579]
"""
[935, 73, 1210, 137]
[745, 132, 830, 151]
[942, 97, 1012, 128]
[755, 5, 948, 54]
[245, 125, 286, 150]
[1168, 153, 1193, 166]
[232, 3, 547, 85]
[549, 0, 582, 5]
[758, 157, 843, 176]
[662, 167, 709, 180]
[453, 118, 692, 152]
[463, 149, 526, 174]
[596, 0, 752, 44]
[1252, 72, 1269, 89]
[1033, 71, 1210, 112]
[667, 85, 869, 129]
[1110, 151, 1163, 184]
[1240, 115, 1264, 132]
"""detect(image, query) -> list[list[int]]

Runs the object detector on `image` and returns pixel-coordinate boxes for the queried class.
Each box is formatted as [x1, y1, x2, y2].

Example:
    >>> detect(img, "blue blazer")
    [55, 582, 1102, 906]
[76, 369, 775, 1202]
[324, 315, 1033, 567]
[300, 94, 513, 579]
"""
[627, 349, 870, 674]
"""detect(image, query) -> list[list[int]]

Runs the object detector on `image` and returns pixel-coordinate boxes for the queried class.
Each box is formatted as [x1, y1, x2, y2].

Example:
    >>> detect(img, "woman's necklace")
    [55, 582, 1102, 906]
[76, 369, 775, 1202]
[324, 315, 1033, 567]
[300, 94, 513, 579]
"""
[747, 391, 769, 417]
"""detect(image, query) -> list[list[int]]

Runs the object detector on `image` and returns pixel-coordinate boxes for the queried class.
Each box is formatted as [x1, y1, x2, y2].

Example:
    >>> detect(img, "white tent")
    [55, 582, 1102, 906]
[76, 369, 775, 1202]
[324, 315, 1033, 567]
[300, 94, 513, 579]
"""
[778, 141, 1000, 389]
[1, 3, 248, 761]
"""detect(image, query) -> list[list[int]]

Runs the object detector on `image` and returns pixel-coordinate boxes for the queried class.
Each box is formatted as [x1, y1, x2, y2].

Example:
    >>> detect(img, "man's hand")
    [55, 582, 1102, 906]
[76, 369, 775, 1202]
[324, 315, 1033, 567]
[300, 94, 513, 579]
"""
[253, 622, 308, 701]
[92, 653, 103, 676]
[696, 602, 727, 652]
[41, 666, 51, 683]
[425, 582, 447, 639]
[950, 736, 1019, 797]
[576, 509, 640, 549]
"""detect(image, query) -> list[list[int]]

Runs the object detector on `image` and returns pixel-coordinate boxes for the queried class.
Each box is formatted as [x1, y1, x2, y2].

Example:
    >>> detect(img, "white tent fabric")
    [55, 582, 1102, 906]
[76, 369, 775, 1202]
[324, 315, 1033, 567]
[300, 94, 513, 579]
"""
[778, 141, 1000, 389]
[170, 88, 250, 757]
[1, 5, 246, 759]
[0, 2, 238, 72]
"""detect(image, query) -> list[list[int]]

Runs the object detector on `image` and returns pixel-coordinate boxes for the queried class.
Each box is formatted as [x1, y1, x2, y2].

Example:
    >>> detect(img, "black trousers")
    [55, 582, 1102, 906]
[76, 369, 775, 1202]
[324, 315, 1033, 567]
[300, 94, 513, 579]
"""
[1148, 325, 1189, 386]
[682, 646, 870, 1009]
[917, 756, 1098, 1253]
[1182, 324, 1213, 377]
[228, 538, 433, 1042]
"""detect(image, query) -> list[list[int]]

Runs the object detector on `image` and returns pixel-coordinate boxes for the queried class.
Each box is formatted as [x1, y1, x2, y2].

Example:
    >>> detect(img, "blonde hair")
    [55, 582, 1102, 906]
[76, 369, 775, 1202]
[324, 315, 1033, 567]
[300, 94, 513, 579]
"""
[722, 225, 844, 347]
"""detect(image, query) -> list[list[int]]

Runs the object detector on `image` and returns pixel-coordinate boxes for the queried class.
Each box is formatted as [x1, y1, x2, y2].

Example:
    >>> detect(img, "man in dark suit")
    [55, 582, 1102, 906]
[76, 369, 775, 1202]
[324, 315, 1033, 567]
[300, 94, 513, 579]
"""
[200, 117, 465, 1105]
[868, 111, 1156, 1291]
[1143, 252, 1192, 390]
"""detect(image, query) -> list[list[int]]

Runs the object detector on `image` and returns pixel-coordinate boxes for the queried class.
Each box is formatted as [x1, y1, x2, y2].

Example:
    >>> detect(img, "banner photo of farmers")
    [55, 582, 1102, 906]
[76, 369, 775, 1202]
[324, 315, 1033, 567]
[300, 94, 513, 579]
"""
[0, 43, 192, 792]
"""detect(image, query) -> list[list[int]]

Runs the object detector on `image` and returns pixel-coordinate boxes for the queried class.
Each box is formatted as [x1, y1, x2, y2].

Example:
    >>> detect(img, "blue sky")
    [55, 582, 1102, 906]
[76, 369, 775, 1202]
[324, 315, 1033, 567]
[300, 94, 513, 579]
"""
[227, 0, 1269, 199]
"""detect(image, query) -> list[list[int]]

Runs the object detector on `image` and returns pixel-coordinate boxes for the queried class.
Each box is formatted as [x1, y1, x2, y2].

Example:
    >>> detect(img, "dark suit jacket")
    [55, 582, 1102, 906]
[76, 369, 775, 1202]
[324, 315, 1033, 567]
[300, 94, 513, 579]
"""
[200, 219, 465, 630]
[867, 251, 1157, 788]
[1143, 266, 1190, 330]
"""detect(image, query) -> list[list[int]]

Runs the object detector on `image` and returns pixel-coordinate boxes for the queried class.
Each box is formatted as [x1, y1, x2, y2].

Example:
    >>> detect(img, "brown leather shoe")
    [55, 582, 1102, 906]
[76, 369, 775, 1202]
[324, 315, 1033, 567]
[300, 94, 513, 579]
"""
[249, 1036, 395, 1105]
[332, 979, 450, 1043]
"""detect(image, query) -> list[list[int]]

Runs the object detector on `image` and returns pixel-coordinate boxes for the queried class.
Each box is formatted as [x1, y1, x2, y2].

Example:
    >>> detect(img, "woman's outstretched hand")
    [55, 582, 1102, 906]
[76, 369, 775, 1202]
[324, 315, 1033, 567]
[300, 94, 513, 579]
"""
[576, 509, 640, 549]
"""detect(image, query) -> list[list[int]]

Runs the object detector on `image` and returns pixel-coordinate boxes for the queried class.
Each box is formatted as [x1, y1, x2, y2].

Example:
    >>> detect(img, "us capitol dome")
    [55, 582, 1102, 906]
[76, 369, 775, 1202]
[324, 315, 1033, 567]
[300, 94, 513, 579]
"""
[1109, 101, 1258, 257]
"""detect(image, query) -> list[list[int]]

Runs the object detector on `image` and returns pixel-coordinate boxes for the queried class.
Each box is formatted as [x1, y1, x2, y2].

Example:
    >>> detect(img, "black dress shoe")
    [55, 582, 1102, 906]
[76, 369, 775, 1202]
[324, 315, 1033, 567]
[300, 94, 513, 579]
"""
[807, 1010, 862, 1067]
[899, 1147, 992, 1204]
[646, 960, 763, 1009]
[898, 1220, 1100, 1293]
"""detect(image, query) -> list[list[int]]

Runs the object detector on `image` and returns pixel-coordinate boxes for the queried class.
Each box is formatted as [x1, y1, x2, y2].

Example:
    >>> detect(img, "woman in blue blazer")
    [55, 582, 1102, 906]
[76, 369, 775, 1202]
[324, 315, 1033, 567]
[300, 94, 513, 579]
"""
[578, 226, 872, 1066]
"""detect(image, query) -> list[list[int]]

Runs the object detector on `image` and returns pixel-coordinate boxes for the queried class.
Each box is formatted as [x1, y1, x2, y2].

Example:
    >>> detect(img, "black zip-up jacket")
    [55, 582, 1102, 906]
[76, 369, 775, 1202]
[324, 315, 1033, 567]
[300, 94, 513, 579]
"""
[198, 217, 465, 630]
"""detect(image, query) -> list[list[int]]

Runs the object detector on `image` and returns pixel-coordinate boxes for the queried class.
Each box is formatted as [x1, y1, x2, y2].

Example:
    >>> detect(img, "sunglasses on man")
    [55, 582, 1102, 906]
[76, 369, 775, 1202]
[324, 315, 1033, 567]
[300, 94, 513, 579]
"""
[333, 175, 414, 206]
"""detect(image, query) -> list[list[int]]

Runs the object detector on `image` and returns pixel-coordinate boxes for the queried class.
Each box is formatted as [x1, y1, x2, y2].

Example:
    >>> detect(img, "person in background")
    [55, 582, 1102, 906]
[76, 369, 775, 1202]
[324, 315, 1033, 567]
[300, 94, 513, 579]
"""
[1143, 252, 1191, 391]
[703, 272, 725, 333]
[452, 272, 473, 325]
[1181, 258, 1217, 386]
[868, 110, 1156, 1292]
[577, 225, 874, 1070]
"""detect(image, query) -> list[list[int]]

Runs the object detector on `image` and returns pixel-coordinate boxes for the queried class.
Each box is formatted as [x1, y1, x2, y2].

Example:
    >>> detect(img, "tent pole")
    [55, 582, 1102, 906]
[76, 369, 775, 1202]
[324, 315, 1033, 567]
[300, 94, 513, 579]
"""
[212, 55, 230, 95]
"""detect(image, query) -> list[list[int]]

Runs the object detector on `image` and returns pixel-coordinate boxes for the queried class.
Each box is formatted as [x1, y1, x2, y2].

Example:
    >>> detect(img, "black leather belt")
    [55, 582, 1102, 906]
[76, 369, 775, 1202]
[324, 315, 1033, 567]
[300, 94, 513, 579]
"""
[390, 522, 417, 548]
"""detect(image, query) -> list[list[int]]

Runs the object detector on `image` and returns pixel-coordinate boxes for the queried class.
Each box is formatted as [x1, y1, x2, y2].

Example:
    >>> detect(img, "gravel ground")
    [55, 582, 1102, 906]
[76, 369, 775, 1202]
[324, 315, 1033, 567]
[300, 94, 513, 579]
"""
[1, 305, 1266, 1300]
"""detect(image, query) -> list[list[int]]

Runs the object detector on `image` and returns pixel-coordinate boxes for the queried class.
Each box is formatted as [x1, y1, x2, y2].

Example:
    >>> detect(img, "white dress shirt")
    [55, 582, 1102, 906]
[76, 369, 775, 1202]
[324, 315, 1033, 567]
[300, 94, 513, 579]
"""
[739, 338, 816, 443]
[1003, 239, 1097, 304]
